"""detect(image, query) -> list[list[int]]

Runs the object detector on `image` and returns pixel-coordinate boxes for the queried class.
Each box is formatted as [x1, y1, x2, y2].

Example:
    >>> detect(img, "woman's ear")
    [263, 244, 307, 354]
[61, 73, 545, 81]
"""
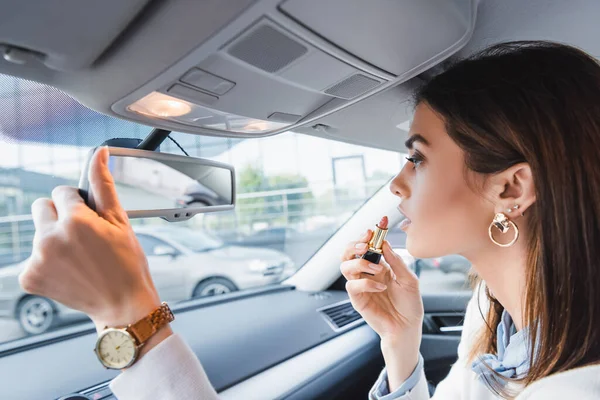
[487, 163, 536, 216]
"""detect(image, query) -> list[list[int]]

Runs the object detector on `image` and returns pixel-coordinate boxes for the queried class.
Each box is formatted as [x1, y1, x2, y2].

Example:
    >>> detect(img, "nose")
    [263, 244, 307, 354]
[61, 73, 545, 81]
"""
[389, 163, 411, 199]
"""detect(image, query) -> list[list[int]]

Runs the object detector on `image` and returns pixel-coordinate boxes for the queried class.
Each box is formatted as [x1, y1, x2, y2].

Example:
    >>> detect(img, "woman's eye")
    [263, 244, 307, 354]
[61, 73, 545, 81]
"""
[405, 155, 423, 169]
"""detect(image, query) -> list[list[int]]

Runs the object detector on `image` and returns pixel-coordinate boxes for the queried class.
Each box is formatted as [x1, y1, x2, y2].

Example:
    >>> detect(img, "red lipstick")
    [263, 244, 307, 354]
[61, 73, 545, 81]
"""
[361, 216, 389, 275]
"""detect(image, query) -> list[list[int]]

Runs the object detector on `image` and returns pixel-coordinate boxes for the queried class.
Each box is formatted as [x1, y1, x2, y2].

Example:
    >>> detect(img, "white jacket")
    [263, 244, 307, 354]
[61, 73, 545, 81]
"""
[109, 290, 600, 400]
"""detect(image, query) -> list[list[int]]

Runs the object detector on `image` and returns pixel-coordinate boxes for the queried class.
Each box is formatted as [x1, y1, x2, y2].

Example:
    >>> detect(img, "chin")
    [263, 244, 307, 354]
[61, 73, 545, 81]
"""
[405, 237, 428, 258]
[405, 235, 447, 259]
[406, 244, 436, 259]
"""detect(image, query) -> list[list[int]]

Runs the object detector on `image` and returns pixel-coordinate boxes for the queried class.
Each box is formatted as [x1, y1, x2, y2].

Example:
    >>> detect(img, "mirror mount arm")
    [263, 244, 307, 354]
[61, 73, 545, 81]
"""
[137, 128, 172, 151]
[100, 137, 143, 149]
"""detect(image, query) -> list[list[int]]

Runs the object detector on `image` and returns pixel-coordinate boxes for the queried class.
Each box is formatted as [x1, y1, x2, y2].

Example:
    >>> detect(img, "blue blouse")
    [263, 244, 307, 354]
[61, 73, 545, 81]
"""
[369, 310, 532, 399]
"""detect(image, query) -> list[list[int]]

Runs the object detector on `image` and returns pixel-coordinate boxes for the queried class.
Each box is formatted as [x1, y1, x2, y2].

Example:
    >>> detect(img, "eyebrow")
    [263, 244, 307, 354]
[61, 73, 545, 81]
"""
[404, 133, 430, 149]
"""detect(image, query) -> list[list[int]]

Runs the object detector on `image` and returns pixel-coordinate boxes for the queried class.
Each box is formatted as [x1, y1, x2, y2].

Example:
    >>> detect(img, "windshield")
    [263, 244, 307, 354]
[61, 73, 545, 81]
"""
[0, 74, 401, 346]
[150, 227, 225, 252]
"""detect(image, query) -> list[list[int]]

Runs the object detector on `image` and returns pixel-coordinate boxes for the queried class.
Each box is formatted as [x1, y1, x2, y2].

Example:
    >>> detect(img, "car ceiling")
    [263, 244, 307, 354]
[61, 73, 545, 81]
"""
[0, 0, 598, 152]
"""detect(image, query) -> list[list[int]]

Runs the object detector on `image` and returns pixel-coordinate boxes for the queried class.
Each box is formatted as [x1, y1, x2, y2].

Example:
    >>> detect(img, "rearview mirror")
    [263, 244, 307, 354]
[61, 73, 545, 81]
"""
[79, 147, 235, 221]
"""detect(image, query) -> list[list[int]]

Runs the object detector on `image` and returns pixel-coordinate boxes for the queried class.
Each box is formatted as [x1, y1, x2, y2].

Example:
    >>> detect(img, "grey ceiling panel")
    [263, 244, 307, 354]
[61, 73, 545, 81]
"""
[0, 0, 598, 152]
[292, 0, 600, 152]
[278, 48, 356, 92]
[268, 112, 302, 123]
[227, 24, 309, 73]
[280, 0, 474, 76]
[180, 69, 236, 96]
[167, 84, 219, 106]
[294, 81, 419, 153]
[324, 74, 381, 100]
[0, 0, 476, 140]
[0, 0, 150, 71]
[458, 0, 600, 59]
[0, 0, 259, 125]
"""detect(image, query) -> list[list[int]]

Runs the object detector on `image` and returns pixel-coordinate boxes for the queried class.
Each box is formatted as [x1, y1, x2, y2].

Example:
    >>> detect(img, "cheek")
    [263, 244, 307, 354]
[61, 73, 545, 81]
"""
[406, 170, 486, 257]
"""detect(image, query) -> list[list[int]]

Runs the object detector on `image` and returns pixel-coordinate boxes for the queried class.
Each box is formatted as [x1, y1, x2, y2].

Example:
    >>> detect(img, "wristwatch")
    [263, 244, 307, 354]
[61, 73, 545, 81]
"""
[94, 302, 174, 370]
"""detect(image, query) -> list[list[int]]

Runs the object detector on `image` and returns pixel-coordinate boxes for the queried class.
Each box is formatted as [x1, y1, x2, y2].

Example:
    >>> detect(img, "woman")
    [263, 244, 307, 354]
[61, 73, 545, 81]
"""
[19, 41, 600, 400]
[344, 41, 600, 399]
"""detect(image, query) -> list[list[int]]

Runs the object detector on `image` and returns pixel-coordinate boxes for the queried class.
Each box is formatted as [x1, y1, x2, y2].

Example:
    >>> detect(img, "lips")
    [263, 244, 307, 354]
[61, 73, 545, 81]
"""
[399, 217, 412, 230]
[397, 204, 412, 230]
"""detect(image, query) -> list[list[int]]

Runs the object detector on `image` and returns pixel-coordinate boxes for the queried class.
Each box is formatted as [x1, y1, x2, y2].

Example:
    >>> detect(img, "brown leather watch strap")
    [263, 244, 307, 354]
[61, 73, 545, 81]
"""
[126, 302, 174, 345]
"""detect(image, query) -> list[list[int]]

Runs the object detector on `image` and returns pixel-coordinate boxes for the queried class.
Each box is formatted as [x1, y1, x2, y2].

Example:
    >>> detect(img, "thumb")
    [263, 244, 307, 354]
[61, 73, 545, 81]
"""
[382, 240, 417, 281]
[88, 147, 128, 225]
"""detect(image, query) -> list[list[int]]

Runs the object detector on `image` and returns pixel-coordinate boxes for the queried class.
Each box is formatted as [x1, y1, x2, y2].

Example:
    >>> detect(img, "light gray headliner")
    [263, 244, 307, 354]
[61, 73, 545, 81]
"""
[0, 0, 476, 143]
[1, 0, 599, 151]
[299, 0, 600, 152]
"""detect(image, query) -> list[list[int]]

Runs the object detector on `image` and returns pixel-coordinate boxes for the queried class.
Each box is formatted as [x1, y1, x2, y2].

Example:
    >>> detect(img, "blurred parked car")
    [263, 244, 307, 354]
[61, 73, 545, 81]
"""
[175, 182, 230, 208]
[391, 249, 470, 278]
[424, 254, 471, 275]
[215, 226, 300, 252]
[213, 226, 336, 268]
[0, 226, 295, 335]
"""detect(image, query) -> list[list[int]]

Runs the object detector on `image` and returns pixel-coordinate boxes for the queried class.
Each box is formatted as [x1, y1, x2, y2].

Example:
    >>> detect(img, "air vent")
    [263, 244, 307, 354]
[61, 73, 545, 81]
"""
[228, 24, 308, 73]
[324, 74, 381, 100]
[318, 300, 364, 332]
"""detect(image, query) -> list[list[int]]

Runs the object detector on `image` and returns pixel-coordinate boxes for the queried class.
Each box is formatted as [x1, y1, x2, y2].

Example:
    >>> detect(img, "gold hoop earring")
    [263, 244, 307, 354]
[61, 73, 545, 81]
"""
[488, 213, 519, 247]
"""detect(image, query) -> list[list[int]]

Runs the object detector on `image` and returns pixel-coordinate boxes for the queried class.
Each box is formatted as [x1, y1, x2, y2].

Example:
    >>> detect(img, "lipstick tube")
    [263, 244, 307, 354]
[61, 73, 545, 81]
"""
[361, 217, 388, 276]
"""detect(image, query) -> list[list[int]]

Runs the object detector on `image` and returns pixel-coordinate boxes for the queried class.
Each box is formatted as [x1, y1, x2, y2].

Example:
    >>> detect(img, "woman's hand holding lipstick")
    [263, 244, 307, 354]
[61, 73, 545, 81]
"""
[339, 220, 424, 389]
[340, 232, 423, 339]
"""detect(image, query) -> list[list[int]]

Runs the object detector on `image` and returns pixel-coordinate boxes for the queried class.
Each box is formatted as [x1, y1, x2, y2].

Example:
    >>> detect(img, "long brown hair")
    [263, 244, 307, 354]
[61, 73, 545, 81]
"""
[415, 41, 600, 397]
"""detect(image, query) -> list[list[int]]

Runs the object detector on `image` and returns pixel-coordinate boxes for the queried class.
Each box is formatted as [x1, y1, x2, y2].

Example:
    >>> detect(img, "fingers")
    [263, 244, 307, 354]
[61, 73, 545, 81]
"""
[340, 229, 372, 261]
[51, 186, 86, 220]
[88, 147, 128, 225]
[382, 240, 417, 281]
[346, 278, 387, 297]
[31, 198, 58, 232]
[340, 258, 385, 280]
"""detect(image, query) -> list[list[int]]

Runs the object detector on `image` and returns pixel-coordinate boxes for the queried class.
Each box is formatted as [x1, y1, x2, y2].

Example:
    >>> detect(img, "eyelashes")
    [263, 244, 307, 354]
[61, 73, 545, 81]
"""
[405, 151, 425, 169]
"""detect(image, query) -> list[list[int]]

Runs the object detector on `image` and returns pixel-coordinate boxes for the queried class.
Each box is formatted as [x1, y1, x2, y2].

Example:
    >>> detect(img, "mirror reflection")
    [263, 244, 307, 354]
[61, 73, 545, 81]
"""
[107, 155, 233, 211]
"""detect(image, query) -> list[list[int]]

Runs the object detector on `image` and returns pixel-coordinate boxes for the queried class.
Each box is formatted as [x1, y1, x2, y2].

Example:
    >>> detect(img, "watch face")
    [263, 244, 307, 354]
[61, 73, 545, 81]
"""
[94, 329, 138, 369]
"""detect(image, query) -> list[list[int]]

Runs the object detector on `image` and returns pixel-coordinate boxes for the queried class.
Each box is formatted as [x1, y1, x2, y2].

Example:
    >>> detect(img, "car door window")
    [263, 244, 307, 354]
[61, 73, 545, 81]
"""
[388, 223, 473, 294]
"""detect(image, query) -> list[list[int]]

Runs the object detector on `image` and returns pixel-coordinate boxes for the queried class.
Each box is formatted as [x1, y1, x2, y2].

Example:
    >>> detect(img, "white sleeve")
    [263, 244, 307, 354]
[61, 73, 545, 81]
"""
[109, 333, 220, 400]
[516, 364, 600, 400]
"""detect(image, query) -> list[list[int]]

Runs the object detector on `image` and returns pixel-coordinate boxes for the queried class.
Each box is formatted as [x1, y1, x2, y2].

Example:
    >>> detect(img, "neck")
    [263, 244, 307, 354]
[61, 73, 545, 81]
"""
[463, 238, 529, 331]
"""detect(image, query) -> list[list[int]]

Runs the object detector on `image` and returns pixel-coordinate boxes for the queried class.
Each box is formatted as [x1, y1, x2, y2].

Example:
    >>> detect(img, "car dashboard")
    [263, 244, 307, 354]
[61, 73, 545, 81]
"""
[0, 285, 382, 400]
